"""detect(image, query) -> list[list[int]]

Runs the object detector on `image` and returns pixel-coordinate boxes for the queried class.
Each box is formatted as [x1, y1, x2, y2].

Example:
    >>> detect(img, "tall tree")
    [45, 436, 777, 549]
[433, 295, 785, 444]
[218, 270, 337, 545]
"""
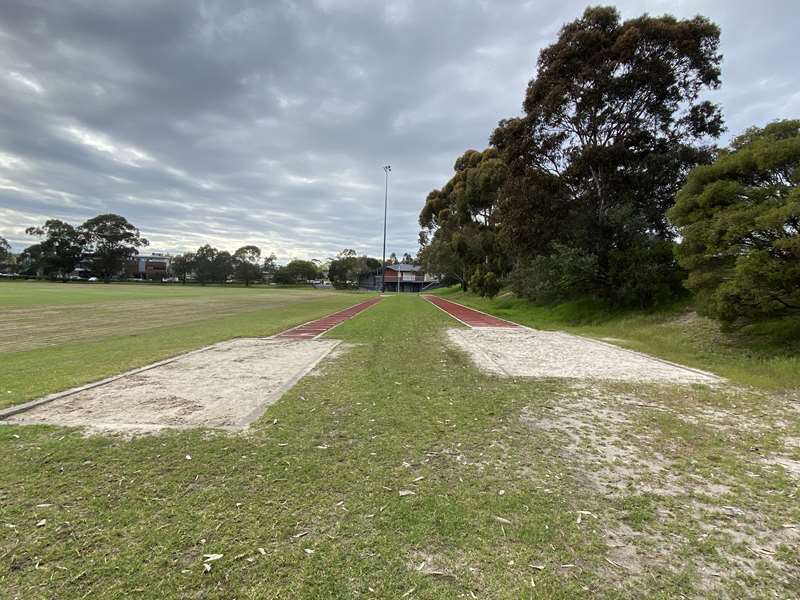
[669, 120, 800, 324]
[0, 236, 10, 263]
[170, 252, 195, 283]
[328, 248, 374, 289]
[233, 245, 262, 286]
[418, 148, 508, 293]
[491, 6, 723, 304]
[259, 253, 277, 283]
[24, 219, 85, 279]
[193, 244, 234, 284]
[80, 214, 148, 280]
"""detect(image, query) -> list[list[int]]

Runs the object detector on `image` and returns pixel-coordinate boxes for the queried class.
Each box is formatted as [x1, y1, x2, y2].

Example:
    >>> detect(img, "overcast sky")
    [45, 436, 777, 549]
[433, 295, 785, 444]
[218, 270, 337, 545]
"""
[1, 1, 797, 261]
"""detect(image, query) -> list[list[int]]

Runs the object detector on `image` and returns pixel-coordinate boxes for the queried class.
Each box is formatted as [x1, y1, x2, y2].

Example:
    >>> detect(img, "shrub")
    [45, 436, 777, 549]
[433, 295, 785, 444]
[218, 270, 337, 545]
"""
[511, 244, 598, 304]
[468, 267, 502, 298]
[606, 237, 686, 307]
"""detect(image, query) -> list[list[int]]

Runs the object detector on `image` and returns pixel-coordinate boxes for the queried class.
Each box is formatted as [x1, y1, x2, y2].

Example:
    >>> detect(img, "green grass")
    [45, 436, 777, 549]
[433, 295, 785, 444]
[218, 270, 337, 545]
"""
[0, 294, 608, 599]
[431, 287, 800, 390]
[0, 280, 319, 309]
[1, 292, 797, 598]
[0, 281, 370, 408]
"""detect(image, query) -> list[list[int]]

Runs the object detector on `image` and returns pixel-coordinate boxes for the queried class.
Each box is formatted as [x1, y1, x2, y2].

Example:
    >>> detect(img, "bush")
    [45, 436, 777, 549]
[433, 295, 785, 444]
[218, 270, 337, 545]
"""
[468, 266, 502, 298]
[510, 244, 597, 304]
[606, 237, 686, 307]
[481, 271, 501, 298]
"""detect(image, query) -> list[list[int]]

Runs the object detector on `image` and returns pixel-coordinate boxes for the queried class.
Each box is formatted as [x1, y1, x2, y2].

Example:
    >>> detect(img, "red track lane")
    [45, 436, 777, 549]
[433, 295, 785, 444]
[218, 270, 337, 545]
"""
[423, 295, 519, 328]
[276, 296, 383, 339]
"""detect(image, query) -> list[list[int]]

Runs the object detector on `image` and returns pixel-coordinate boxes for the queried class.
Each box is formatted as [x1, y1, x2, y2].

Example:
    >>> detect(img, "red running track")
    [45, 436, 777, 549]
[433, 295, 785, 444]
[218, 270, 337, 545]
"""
[276, 296, 383, 339]
[423, 295, 519, 328]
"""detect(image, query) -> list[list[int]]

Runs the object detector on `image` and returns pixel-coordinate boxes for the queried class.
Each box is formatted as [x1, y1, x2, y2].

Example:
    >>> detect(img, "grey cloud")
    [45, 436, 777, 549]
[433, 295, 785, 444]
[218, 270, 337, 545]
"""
[1, 0, 798, 260]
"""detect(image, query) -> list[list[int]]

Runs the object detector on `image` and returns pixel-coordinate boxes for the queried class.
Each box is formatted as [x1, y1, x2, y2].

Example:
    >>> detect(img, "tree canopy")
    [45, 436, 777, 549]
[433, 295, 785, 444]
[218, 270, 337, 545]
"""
[80, 213, 148, 280]
[170, 252, 195, 283]
[233, 245, 262, 286]
[24, 219, 85, 279]
[273, 259, 319, 284]
[669, 120, 800, 323]
[328, 248, 379, 289]
[0, 236, 10, 263]
[418, 148, 507, 293]
[193, 244, 234, 284]
[419, 6, 723, 305]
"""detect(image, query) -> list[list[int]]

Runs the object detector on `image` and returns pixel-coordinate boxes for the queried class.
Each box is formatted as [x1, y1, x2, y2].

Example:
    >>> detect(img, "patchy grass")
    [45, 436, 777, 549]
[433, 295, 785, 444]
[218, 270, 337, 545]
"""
[1, 294, 798, 598]
[0, 281, 369, 408]
[1, 294, 604, 599]
[431, 287, 800, 390]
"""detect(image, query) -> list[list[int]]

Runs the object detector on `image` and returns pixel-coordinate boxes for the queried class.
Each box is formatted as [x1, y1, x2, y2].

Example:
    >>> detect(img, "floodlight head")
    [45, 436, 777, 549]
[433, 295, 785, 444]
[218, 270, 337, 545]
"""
[384, 164, 391, 173]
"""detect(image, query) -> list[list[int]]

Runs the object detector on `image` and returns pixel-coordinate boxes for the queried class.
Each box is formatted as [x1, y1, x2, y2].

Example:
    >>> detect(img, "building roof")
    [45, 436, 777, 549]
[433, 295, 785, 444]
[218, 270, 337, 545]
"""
[386, 263, 421, 272]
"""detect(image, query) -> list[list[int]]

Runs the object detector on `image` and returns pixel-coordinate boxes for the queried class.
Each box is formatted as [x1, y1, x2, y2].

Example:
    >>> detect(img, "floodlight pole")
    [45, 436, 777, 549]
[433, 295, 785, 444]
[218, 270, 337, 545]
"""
[381, 164, 391, 292]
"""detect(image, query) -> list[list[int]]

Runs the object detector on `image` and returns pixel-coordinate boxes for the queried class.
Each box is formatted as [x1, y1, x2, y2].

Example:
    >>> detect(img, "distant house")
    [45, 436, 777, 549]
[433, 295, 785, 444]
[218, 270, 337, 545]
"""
[127, 253, 171, 280]
[359, 264, 437, 293]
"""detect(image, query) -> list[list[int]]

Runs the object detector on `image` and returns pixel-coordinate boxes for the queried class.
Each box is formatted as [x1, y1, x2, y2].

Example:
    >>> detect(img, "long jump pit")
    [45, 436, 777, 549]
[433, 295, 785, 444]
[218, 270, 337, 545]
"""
[424, 295, 720, 385]
[0, 297, 381, 435]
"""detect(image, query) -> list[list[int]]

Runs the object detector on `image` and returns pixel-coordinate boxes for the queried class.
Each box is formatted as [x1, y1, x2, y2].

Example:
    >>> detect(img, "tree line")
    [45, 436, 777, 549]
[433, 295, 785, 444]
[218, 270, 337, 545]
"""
[1, 216, 410, 288]
[418, 6, 799, 326]
[8, 213, 148, 280]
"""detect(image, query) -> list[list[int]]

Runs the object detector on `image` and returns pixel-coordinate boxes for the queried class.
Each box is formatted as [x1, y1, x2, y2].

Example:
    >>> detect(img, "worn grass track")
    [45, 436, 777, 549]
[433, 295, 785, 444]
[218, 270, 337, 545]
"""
[1, 295, 798, 598]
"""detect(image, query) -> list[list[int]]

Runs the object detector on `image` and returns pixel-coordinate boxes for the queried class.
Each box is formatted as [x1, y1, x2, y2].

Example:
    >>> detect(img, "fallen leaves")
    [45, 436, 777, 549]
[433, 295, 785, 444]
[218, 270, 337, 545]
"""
[292, 531, 310, 539]
[201, 553, 223, 573]
[203, 553, 223, 562]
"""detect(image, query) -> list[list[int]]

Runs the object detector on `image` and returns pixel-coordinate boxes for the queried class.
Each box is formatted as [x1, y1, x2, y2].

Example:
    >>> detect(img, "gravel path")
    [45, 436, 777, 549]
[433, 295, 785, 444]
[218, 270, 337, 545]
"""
[448, 327, 720, 384]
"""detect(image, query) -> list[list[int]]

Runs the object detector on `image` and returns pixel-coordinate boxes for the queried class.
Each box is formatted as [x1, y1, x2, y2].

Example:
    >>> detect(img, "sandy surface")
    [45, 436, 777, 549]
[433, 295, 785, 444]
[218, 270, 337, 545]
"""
[447, 327, 720, 384]
[5, 338, 339, 433]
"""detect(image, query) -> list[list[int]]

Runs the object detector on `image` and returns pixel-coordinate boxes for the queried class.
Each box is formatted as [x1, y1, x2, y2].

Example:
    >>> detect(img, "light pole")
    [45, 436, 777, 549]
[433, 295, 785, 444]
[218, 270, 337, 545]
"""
[381, 164, 391, 292]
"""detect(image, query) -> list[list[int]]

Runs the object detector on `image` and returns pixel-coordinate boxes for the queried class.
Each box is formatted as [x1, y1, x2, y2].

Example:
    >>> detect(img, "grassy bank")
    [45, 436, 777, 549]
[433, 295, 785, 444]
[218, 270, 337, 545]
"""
[431, 287, 800, 390]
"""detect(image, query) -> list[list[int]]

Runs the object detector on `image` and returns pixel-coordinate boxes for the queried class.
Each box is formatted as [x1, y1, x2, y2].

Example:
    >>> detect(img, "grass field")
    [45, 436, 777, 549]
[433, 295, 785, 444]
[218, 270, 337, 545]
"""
[431, 287, 800, 391]
[0, 281, 369, 408]
[1, 289, 798, 598]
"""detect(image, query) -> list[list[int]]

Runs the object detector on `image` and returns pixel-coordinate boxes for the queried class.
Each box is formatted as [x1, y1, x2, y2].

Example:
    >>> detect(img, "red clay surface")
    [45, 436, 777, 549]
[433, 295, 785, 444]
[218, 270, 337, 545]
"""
[423, 295, 519, 328]
[276, 297, 383, 339]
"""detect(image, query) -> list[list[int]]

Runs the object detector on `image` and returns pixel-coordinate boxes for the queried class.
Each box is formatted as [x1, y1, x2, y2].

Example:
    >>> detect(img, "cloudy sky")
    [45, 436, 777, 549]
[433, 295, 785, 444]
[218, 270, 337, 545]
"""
[1, 1, 797, 261]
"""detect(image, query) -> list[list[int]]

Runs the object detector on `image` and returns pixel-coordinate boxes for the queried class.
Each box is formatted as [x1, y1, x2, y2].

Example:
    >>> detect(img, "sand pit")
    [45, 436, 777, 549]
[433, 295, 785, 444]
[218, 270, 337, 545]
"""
[447, 328, 720, 384]
[3, 338, 340, 433]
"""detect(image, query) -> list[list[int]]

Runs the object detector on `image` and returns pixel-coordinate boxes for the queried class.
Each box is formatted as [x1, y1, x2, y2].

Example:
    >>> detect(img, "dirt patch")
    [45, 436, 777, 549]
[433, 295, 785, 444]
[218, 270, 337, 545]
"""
[448, 328, 720, 384]
[520, 384, 800, 596]
[3, 338, 339, 434]
[762, 455, 800, 479]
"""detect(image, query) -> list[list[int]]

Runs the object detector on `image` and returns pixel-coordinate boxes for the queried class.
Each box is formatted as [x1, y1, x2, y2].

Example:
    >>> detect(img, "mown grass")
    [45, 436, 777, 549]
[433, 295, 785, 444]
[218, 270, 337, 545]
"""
[0, 281, 369, 408]
[0, 280, 324, 309]
[431, 287, 800, 390]
[0, 295, 609, 599]
[1, 295, 797, 598]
